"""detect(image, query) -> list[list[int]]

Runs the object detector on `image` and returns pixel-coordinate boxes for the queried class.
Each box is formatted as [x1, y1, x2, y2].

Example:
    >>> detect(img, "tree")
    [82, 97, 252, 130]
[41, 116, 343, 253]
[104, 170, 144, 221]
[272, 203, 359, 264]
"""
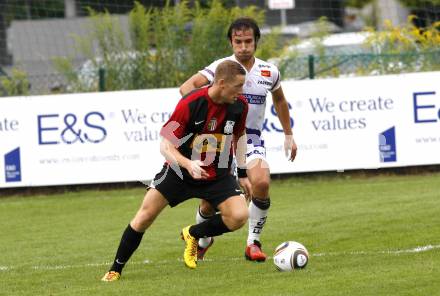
[398, 0, 440, 27]
[1, 0, 64, 21]
[345, 0, 374, 8]
[398, 0, 440, 6]
[0, 1, 12, 65]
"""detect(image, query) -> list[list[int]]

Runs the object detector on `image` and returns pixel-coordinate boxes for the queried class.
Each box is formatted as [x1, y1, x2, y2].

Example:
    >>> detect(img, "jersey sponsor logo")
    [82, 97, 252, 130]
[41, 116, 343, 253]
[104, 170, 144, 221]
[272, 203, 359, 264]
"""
[261, 70, 271, 77]
[243, 94, 266, 105]
[190, 133, 231, 154]
[258, 80, 272, 86]
[258, 64, 271, 69]
[208, 118, 217, 131]
[224, 120, 235, 134]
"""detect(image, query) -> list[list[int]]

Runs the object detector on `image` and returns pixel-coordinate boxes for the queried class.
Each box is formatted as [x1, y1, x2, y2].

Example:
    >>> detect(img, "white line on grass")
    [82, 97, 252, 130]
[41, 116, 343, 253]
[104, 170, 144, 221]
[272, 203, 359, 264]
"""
[313, 244, 440, 257]
[1, 244, 438, 272]
[31, 260, 152, 271]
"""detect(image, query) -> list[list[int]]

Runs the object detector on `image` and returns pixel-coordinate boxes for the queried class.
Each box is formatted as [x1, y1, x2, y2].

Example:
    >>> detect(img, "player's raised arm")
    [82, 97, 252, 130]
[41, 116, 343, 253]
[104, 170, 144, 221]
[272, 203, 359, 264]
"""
[179, 73, 210, 96]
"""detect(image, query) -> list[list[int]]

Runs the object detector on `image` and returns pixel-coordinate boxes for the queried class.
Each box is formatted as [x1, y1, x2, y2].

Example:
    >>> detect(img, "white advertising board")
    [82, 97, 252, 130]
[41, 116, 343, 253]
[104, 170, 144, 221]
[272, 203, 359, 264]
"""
[1, 71, 439, 188]
[0, 88, 180, 188]
[263, 71, 440, 173]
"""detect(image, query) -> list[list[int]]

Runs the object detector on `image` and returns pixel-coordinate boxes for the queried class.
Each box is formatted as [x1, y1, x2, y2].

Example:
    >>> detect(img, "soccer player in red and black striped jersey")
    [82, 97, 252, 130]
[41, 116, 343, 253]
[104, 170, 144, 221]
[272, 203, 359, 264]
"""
[180, 17, 297, 262]
[102, 60, 252, 281]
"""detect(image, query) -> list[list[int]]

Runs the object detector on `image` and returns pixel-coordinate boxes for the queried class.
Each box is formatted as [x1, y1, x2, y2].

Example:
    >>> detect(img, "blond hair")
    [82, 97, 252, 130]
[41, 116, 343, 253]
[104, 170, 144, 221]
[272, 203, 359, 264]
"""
[214, 60, 246, 83]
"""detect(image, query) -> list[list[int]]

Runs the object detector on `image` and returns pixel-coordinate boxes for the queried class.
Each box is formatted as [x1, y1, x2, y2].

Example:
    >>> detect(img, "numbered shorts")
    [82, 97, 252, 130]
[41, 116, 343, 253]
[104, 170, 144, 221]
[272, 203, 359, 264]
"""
[149, 164, 243, 208]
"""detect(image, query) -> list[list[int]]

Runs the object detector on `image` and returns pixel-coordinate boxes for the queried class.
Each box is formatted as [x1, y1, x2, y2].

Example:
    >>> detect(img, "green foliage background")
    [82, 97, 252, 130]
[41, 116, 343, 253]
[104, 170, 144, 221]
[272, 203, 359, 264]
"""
[346, 0, 440, 8]
[398, 0, 440, 6]
[0, 69, 29, 96]
[54, 0, 266, 92]
[277, 16, 440, 79]
[2, 0, 439, 96]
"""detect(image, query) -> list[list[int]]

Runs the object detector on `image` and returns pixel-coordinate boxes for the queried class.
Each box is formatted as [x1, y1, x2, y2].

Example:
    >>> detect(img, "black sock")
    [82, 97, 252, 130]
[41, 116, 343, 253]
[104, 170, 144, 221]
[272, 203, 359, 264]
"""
[110, 224, 144, 274]
[198, 206, 214, 219]
[252, 197, 271, 210]
[189, 214, 231, 239]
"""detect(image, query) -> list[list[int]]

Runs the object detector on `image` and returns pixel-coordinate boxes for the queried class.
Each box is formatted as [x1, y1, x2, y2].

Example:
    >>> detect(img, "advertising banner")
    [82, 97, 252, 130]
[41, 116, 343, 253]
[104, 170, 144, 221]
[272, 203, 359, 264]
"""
[1, 89, 180, 188]
[1, 71, 439, 188]
[263, 71, 440, 173]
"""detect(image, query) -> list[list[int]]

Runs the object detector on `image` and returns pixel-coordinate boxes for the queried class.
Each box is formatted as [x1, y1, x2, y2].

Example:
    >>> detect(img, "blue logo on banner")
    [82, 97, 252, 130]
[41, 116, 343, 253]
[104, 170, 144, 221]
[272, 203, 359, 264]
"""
[379, 127, 397, 162]
[4, 147, 22, 182]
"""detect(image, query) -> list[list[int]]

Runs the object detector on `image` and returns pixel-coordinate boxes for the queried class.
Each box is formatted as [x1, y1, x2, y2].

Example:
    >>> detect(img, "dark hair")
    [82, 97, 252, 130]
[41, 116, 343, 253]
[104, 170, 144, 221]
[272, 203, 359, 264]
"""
[227, 17, 261, 44]
[214, 60, 246, 82]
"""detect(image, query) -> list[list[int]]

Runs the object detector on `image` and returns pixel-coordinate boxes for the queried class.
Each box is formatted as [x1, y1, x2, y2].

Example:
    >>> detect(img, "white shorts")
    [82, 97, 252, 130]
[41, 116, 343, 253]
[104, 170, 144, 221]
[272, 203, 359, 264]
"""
[230, 142, 266, 178]
[245, 129, 267, 164]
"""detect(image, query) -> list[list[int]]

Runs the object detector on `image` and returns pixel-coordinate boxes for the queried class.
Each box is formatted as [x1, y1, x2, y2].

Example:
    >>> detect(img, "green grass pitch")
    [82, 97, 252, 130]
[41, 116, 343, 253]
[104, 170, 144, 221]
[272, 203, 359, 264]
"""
[1, 172, 439, 295]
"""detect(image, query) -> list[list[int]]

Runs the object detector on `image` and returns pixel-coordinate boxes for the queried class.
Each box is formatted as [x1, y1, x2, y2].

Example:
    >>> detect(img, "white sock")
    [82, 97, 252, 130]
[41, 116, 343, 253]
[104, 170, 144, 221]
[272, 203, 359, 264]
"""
[196, 207, 212, 248]
[247, 199, 269, 246]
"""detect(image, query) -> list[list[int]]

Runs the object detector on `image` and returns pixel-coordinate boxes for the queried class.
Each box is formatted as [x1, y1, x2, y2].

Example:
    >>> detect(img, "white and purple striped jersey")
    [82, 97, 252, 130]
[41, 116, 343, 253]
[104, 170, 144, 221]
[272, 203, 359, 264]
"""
[199, 55, 281, 134]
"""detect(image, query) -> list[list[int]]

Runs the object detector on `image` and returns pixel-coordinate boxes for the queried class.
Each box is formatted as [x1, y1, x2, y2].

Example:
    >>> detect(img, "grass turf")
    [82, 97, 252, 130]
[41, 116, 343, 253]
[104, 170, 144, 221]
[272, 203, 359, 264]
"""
[1, 172, 439, 295]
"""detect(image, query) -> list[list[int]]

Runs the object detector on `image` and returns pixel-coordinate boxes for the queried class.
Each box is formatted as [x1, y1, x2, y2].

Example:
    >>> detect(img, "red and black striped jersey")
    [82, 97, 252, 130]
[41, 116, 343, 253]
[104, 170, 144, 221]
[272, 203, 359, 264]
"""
[160, 86, 248, 182]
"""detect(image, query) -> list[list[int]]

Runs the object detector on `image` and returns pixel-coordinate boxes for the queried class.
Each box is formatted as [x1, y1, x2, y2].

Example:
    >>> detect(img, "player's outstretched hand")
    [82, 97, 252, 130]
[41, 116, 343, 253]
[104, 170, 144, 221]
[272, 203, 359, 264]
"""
[284, 135, 297, 162]
[238, 177, 253, 201]
[187, 160, 209, 179]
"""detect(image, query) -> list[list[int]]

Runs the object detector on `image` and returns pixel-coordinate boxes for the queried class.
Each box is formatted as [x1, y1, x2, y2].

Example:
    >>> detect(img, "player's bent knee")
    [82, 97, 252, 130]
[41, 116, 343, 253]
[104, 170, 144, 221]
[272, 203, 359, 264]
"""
[253, 178, 270, 194]
[200, 200, 216, 216]
[236, 211, 249, 227]
[227, 210, 248, 230]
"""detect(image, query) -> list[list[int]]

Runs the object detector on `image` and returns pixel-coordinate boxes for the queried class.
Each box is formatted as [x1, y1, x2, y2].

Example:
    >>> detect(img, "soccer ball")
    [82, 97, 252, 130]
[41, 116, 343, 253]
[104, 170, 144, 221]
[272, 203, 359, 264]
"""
[273, 241, 309, 271]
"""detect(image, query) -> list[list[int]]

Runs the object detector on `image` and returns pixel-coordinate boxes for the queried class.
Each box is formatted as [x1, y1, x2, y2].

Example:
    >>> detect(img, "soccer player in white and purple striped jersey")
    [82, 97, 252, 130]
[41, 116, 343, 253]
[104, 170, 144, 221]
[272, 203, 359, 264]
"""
[180, 17, 297, 262]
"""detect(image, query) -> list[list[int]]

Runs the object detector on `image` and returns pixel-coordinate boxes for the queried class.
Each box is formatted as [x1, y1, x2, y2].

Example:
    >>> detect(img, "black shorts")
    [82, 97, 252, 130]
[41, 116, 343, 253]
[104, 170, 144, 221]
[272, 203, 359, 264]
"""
[150, 165, 242, 208]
